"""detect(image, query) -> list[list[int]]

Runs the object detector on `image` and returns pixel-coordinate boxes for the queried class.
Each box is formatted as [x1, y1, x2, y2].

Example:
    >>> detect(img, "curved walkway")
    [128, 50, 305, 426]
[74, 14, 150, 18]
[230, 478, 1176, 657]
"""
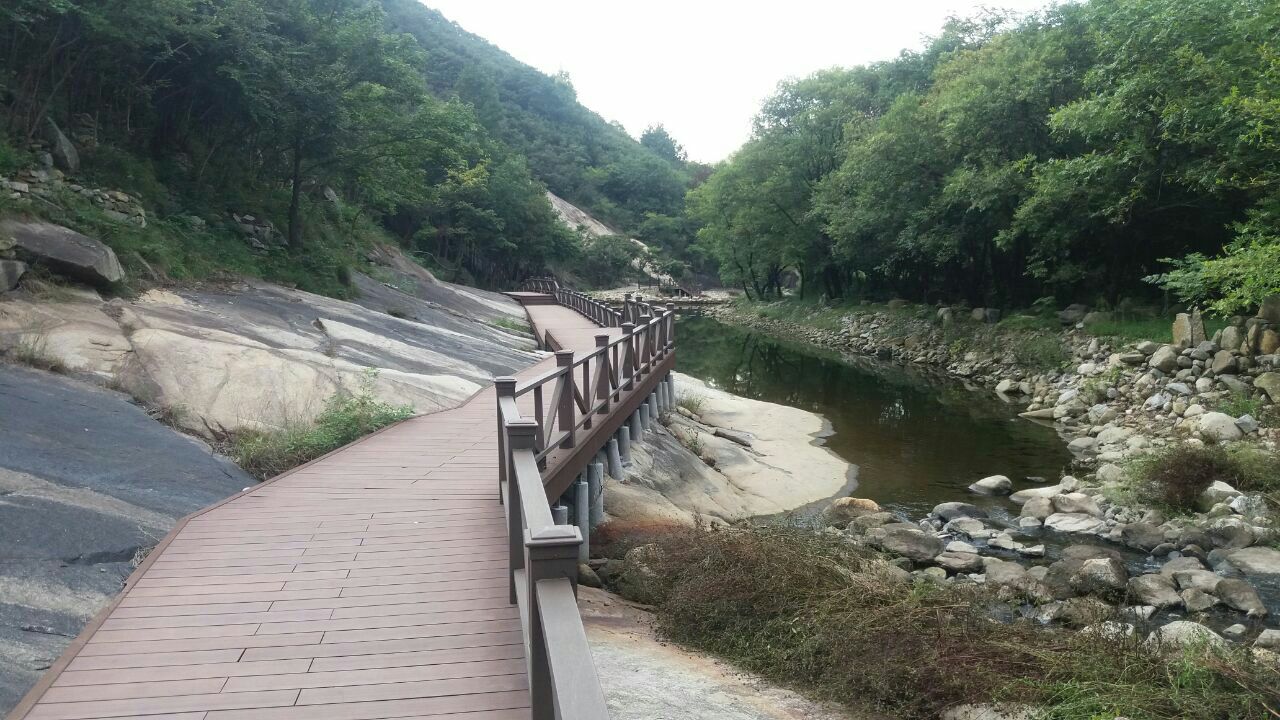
[8, 305, 606, 720]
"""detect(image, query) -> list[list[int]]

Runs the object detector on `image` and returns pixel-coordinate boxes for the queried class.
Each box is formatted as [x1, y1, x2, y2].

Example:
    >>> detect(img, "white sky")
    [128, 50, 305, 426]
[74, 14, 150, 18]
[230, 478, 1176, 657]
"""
[421, 1, 1056, 163]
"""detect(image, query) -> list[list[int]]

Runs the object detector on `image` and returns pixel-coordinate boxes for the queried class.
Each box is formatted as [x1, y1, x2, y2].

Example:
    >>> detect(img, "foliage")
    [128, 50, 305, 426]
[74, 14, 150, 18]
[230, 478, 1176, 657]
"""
[233, 371, 413, 480]
[692, 0, 1280, 312]
[1126, 444, 1278, 513]
[625, 523, 1279, 719]
[577, 234, 641, 289]
[0, 0, 684, 292]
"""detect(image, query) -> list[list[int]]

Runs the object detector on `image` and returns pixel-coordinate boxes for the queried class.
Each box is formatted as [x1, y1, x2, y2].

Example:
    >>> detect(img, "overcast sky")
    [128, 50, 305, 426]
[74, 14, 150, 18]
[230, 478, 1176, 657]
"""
[422, 1, 1056, 163]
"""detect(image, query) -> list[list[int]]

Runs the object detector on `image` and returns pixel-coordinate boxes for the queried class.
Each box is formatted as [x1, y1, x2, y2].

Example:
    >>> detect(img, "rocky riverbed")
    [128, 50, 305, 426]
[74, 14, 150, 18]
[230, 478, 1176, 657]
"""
[705, 300, 1280, 653]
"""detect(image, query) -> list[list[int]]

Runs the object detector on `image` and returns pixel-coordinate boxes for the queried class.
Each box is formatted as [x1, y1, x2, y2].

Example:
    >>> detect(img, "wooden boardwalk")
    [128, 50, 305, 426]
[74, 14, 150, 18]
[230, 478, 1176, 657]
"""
[9, 304, 613, 720]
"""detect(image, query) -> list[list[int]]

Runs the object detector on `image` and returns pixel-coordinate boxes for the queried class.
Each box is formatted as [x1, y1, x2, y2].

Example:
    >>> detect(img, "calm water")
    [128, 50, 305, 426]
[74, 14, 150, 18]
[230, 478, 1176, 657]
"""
[676, 316, 1075, 516]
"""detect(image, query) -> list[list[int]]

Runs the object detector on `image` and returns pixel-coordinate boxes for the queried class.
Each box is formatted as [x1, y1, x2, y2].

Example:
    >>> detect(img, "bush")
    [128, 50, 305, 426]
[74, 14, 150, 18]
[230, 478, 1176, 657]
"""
[1011, 334, 1068, 371]
[233, 371, 413, 480]
[624, 524, 1279, 719]
[1127, 444, 1279, 512]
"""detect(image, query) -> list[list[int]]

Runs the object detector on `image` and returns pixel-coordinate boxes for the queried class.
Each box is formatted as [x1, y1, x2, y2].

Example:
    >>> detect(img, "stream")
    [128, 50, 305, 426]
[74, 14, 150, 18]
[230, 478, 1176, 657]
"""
[676, 315, 1074, 517]
[676, 316, 1280, 628]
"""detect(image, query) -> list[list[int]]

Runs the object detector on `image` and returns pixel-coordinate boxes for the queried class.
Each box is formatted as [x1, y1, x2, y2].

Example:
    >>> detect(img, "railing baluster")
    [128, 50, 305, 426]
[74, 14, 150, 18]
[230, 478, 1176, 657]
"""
[556, 350, 575, 449]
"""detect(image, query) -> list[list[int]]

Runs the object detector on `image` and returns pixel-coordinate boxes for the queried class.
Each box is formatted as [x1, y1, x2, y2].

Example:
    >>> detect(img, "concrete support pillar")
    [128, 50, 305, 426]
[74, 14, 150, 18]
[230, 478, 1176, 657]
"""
[606, 438, 623, 479]
[648, 392, 660, 425]
[551, 504, 568, 525]
[588, 462, 605, 527]
[617, 426, 632, 466]
[630, 409, 643, 442]
[575, 477, 590, 563]
[639, 402, 650, 431]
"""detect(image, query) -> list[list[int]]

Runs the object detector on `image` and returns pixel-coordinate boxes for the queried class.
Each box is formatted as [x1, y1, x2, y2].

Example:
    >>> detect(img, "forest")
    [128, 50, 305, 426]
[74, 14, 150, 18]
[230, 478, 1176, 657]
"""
[0, 0, 699, 293]
[689, 0, 1280, 315]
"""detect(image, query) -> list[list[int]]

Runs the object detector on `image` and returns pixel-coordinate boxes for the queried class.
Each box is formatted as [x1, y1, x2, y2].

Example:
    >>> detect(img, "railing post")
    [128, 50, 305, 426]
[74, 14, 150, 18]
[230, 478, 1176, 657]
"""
[556, 350, 576, 449]
[496, 377, 517, 502]
[505, 419, 537, 604]
[623, 293, 633, 324]
[667, 303, 676, 349]
[525, 523, 582, 720]
[620, 322, 636, 390]
[595, 333, 611, 415]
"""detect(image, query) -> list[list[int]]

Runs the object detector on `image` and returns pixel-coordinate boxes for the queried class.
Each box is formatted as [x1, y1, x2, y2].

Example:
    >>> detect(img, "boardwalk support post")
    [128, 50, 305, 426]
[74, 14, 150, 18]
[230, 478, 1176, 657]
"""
[630, 409, 643, 442]
[617, 426, 632, 466]
[574, 475, 590, 564]
[588, 462, 605, 527]
[638, 402, 649, 431]
[555, 350, 576, 449]
[606, 438, 623, 479]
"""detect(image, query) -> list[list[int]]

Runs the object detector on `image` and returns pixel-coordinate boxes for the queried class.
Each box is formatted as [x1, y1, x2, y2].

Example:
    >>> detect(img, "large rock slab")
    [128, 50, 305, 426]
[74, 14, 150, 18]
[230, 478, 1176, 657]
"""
[1219, 547, 1280, 576]
[0, 366, 250, 714]
[1044, 512, 1105, 534]
[0, 221, 123, 285]
[1198, 412, 1243, 442]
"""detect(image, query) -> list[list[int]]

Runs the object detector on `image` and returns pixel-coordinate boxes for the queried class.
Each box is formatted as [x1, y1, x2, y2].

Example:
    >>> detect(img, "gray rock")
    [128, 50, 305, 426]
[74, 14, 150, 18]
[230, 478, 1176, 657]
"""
[1150, 620, 1224, 648]
[935, 551, 984, 574]
[1256, 629, 1280, 651]
[1058, 303, 1088, 325]
[1021, 497, 1054, 520]
[879, 527, 944, 563]
[43, 117, 79, 173]
[846, 512, 898, 535]
[1206, 520, 1255, 549]
[1149, 345, 1179, 373]
[1215, 547, 1280, 575]
[1215, 578, 1267, 617]
[1127, 573, 1182, 608]
[1180, 588, 1219, 612]
[1210, 349, 1238, 374]
[0, 220, 124, 285]
[1235, 414, 1259, 435]
[1160, 556, 1207, 577]
[931, 502, 987, 521]
[1223, 623, 1247, 640]
[1010, 483, 1066, 504]
[1136, 340, 1161, 355]
[1051, 493, 1103, 517]
[1255, 372, 1280, 402]
[1172, 569, 1222, 593]
[1121, 522, 1165, 552]
[1044, 512, 1105, 534]
[0, 259, 25, 291]
[1198, 412, 1243, 442]
[968, 475, 1012, 496]
[1259, 295, 1280, 324]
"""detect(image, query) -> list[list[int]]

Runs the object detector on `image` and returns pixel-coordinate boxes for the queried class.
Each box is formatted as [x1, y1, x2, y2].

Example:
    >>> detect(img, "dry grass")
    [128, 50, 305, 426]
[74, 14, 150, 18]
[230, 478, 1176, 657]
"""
[619, 523, 1279, 719]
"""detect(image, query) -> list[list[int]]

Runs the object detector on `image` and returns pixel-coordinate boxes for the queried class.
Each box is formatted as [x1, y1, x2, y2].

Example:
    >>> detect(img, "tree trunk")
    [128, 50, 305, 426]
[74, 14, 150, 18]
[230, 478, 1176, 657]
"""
[288, 135, 304, 249]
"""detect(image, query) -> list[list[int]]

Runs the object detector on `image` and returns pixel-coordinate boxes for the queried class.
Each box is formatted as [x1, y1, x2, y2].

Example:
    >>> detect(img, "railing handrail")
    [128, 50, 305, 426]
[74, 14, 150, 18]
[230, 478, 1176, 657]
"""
[496, 284, 677, 720]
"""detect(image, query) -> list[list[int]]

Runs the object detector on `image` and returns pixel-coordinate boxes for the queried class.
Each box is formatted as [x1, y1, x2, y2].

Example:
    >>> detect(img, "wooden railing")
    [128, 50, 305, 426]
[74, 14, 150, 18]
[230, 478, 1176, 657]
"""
[496, 289, 675, 720]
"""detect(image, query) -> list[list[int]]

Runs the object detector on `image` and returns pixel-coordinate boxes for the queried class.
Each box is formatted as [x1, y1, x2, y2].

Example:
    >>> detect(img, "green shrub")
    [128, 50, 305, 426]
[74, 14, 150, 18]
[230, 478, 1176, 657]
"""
[1127, 444, 1279, 512]
[232, 371, 413, 480]
[1011, 334, 1069, 371]
[626, 524, 1279, 719]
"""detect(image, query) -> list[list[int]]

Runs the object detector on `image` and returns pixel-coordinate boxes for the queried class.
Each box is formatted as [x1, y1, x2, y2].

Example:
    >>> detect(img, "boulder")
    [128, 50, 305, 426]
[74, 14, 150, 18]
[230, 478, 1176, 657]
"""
[887, 298, 909, 309]
[1215, 578, 1267, 617]
[1082, 311, 1111, 327]
[931, 502, 987, 521]
[1160, 556, 1207, 577]
[968, 475, 1012, 496]
[1010, 483, 1066, 504]
[1058, 304, 1088, 325]
[1210, 349, 1238, 374]
[1070, 557, 1130, 598]
[878, 527, 944, 563]
[1120, 522, 1165, 552]
[1, 220, 124, 285]
[1180, 588, 1219, 612]
[1051, 493, 1103, 517]
[1149, 621, 1224, 649]
[971, 307, 988, 322]
[1095, 426, 1132, 445]
[1255, 372, 1280, 402]
[1021, 497, 1054, 520]
[1263, 329, 1280, 355]
[1127, 573, 1182, 608]
[1221, 325, 1246, 352]
[1219, 547, 1280, 576]
[1044, 513, 1106, 534]
[1172, 311, 1207, 348]
[1256, 629, 1280, 651]
[935, 551, 984, 574]
[1171, 569, 1221, 593]
[44, 116, 80, 173]
[0, 259, 26, 291]
[1198, 412, 1243, 442]
[846, 512, 898, 535]
[1149, 345, 1179, 373]
[1260, 295, 1280, 324]
[824, 497, 883, 525]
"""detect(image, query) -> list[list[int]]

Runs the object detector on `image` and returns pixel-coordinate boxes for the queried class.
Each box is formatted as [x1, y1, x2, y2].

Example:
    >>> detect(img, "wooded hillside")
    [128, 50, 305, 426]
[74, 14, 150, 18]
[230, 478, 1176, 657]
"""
[690, 0, 1279, 314]
[0, 0, 698, 294]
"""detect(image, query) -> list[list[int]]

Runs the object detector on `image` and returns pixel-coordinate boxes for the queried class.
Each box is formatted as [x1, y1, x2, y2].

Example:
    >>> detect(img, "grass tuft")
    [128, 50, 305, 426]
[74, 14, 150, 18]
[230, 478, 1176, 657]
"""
[1124, 444, 1280, 513]
[232, 371, 413, 480]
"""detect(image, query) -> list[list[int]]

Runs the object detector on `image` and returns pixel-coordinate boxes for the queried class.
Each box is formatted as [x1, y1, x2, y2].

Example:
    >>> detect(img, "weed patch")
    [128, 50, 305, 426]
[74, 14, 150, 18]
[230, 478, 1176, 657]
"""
[624, 524, 1279, 719]
[1125, 444, 1280, 513]
[232, 372, 413, 480]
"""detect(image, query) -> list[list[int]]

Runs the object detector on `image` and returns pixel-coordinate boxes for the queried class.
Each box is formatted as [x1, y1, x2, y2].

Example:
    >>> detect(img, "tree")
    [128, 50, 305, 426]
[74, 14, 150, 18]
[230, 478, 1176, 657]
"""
[640, 124, 686, 163]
